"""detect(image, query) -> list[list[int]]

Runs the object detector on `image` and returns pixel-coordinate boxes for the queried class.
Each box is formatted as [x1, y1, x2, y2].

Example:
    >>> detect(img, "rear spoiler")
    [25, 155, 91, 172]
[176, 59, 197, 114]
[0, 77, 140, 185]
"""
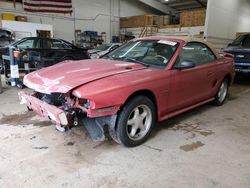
[218, 52, 234, 59]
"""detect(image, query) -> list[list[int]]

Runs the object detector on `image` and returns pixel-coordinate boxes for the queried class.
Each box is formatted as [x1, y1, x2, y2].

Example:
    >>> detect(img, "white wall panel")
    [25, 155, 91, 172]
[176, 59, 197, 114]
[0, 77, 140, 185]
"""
[205, 0, 250, 49]
[0, 0, 159, 42]
[1, 20, 53, 40]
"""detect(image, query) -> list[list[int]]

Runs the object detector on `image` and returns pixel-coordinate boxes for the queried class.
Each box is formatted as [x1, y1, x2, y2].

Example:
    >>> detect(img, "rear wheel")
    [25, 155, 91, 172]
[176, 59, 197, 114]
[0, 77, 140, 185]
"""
[213, 78, 229, 106]
[115, 96, 156, 147]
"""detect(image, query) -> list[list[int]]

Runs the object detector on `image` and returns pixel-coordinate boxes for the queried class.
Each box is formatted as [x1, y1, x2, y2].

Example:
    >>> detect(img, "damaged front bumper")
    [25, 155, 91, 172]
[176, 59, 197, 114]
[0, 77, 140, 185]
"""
[18, 91, 118, 142]
[19, 91, 68, 126]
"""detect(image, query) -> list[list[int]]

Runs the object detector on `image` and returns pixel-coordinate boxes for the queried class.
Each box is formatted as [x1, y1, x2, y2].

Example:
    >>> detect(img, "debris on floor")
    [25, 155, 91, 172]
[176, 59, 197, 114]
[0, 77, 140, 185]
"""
[180, 141, 205, 152]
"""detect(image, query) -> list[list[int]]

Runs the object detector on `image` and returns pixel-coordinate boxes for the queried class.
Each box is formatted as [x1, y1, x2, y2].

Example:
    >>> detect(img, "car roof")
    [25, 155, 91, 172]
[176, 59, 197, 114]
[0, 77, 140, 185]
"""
[21, 37, 41, 39]
[20, 37, 65, 41]
[104, 43, 122, 45]
[18, 37, 76, 46]
[239, 34, 250, 37]
[137, 36, 220, 59]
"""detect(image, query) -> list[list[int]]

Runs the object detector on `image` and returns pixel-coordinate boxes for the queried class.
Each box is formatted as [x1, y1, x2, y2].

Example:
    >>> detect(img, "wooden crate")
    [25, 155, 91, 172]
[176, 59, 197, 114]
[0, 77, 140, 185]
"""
[160, 24, 181, 29]
[120, 15, 159, 28]
[159, 15, 170, 27]
[180, 9, 206, 27]
[15, 15, 28, 22]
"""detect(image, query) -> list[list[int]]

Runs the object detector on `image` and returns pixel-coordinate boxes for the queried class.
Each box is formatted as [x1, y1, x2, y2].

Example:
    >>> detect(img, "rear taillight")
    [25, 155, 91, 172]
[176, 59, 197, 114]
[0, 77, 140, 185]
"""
[219, 52, 234, 59]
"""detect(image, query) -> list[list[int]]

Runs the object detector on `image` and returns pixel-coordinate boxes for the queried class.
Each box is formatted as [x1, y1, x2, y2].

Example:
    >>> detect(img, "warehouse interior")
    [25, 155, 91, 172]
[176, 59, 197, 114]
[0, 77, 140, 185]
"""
[0, 0, 250, 187]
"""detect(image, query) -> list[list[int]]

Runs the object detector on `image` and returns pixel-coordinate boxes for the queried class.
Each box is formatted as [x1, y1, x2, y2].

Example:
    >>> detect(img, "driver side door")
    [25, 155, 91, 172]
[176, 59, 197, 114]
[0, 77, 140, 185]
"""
[166, 42, 217, 114]
[15, 38, 42, 72]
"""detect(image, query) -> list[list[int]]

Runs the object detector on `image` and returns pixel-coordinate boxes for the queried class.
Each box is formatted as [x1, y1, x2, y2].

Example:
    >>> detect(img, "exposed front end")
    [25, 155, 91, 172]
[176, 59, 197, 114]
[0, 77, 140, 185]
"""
[19, 92, 68, 126]
[18, 89, 119, 141]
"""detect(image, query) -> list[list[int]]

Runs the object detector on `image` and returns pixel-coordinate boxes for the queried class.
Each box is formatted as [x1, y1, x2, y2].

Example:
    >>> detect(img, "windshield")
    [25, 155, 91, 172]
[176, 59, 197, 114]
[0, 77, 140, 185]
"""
[231, 35, 245, 46]
[9, 38, 24, 47]
[95, 44, 111, 51]
[104, 40, 179, 67]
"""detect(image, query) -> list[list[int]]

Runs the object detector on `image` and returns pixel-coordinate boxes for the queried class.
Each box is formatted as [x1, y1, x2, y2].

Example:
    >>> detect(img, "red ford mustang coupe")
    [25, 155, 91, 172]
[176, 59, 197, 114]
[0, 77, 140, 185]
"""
[19, 36, 235, 147]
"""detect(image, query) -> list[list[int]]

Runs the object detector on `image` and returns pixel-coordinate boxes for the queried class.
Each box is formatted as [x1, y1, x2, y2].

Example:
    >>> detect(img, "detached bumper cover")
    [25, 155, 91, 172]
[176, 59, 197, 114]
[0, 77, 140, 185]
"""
[18, 91, 68, 126]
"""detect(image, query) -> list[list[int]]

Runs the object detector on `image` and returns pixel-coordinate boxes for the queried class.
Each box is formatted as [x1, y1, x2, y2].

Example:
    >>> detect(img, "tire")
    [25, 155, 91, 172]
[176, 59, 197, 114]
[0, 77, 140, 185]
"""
[115, 96, 156, 147]
[4, 63, 8, 78]
[213, 78, 229, 106]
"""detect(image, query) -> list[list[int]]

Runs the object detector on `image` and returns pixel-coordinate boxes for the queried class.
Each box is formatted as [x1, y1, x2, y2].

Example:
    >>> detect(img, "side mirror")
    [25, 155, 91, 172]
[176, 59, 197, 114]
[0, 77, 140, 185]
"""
[174, 60, 195, 70]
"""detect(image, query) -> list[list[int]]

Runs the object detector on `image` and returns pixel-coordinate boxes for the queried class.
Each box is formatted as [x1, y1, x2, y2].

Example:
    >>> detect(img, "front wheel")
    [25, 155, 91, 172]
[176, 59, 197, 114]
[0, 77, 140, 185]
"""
[115, 96, 156, 147]
[213, 78, 229, 106]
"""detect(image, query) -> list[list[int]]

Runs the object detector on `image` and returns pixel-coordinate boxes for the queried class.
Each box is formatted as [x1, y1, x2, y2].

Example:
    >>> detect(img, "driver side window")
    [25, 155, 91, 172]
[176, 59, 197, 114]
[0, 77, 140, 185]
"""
[177, 42, 216, 66]
[16, 39, 40, 49]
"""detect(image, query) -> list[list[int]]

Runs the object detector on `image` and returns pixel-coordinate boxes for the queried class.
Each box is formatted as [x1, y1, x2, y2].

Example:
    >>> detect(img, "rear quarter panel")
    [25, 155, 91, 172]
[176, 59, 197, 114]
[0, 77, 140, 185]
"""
[212, 56, 235, 95]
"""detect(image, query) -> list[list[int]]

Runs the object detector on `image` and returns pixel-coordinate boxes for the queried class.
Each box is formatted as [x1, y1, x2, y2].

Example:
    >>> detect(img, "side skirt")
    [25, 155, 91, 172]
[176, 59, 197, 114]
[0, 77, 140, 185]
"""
[159, 98, 215, 122]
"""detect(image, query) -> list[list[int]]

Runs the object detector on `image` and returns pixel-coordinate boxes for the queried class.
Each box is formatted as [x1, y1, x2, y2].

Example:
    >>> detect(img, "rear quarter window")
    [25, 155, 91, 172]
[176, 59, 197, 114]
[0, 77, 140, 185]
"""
[178, 42, 216, 66]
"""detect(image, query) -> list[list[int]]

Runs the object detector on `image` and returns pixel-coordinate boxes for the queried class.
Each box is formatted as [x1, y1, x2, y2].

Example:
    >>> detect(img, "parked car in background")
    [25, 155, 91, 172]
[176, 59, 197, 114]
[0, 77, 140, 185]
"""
[224, 34, 250, 75]
[19, 36, 234, 147]
[0, 28, 15, 48]
[0, 37, 90, 77]
[89, 43, 122, 59]
[0, 28, 15, 74]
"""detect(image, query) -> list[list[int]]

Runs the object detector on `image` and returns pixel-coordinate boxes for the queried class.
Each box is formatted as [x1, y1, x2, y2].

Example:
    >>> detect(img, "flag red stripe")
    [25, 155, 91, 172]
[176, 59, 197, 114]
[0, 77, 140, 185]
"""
[24, 2, 72, 8]
[24, 8, 72, 13]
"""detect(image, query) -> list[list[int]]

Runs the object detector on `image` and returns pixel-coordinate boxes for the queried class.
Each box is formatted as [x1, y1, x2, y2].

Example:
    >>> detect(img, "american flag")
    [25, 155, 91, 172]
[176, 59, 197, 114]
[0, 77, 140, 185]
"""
[23, 0, 73, 14]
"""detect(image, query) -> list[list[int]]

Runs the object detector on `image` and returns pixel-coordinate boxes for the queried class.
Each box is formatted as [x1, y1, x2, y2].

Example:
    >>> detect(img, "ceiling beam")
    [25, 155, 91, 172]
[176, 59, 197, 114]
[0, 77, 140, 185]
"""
[138, 0, 176, 14]
[164, 1, 198, 7]
[195, 0, 206, 7]
[176, 5, 204, 11]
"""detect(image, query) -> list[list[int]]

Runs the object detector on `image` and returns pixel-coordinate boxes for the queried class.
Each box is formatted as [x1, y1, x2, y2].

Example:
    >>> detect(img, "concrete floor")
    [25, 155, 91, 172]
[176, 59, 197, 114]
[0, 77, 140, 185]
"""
[0, 75, 250, 188]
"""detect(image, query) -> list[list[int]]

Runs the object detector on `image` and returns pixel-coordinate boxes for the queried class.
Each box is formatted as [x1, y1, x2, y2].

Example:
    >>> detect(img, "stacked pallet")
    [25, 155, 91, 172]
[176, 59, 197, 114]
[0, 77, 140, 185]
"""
[15, 16, 28, 22]
[1, 13, 27, 22]
[180, 9, 206, 27]
[120, 15, 159, 28]
[159, 15, 170, 27]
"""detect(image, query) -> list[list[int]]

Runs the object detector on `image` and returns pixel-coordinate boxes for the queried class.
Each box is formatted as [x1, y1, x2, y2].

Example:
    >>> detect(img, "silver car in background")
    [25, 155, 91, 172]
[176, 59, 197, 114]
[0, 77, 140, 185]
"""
[89, 43, 122, 59]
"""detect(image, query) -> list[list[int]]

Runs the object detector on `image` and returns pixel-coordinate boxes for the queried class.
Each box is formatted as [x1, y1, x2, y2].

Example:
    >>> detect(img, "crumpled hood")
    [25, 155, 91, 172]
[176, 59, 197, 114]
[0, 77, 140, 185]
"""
[24, 59, 146, 94]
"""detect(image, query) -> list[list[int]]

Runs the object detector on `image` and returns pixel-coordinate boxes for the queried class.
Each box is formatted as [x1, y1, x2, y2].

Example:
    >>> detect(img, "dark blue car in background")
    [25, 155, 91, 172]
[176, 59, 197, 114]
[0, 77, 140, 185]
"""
[224, 34, 250, 75]
[0, 37, 90, 77]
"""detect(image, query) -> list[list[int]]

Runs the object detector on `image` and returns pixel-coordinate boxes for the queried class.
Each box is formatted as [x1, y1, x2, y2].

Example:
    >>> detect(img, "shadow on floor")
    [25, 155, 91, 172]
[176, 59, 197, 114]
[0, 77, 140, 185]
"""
[234, 75, 250, 85]
[150, 104, 212, 139]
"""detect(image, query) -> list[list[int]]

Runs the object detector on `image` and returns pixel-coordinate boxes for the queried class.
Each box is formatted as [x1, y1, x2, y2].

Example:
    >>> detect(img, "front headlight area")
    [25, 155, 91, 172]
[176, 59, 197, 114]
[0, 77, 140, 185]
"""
[72, 90, 95, 112]
[75, 97, 95, 110]
[72, 91, 120, 118]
